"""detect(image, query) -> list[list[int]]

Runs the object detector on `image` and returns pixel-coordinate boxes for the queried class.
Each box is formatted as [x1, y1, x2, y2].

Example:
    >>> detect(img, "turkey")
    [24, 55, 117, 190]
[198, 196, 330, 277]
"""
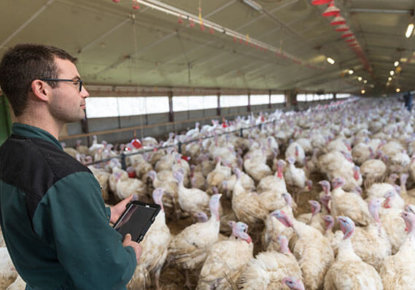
[173, 170, 210, 217]
[237, 235, 302, 289]
[243, 149, 272, 183]
[231, 168, 268, 231]
[259, 159, 287, 194]
[296, 200, 325, 234]
[360, 159, 387, 190]
[206, 157, 232, 190]
[285, 142, 305, 166]
[330, 177, 371, 226]
[324, 216, 383, 290]
[196, 221, 253, 290]
[350, 198, 392, 271]
[109, 167, 128, 194]
[319, 150, 362, 191]
[351, 141, 373, 165]
[365, 182, 397, 203]
[129, 154, 153, 180]
[155, 150, 179, 172]
[284, 157, 310, 204]
[322, 215, 343, 255]
[282, 277, 305, 290]
[380, 200, 408, 254]
[0, 247, 18, 289]
[262, 193, 295, 252]
[147, 170, 178, 212]
[382, 190, 405, 210]
[221, 170, 255, 198]
[127, 188, 171, 290]
[189, 164, 207, 190]
[271, 210, 334, 290]
[397, 173, 415, 205]
[168, 194, 222, 288]
[112, 170, 147, 201]
[88, 166, 111, 201]
[380, 209, 415, 289]
[5, 275, 25, 290]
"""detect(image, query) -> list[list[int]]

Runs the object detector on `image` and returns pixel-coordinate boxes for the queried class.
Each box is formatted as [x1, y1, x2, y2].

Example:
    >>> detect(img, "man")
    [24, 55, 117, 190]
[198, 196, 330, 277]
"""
[0, 44, 141, 289]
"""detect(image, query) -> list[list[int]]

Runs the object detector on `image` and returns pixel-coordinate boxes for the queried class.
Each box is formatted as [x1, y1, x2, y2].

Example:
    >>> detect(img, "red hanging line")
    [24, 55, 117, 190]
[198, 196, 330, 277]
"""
[311, 0, 332, 5]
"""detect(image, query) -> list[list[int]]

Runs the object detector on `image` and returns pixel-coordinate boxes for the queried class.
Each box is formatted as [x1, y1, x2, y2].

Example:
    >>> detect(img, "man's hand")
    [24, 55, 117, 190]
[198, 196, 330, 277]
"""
[110, 194, 134, 224]
[123, 234, 142, 264]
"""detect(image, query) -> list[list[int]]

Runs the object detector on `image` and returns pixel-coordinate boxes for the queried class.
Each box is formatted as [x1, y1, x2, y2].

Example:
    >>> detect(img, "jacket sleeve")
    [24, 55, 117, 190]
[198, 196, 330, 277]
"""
[32, 171, 137, 289]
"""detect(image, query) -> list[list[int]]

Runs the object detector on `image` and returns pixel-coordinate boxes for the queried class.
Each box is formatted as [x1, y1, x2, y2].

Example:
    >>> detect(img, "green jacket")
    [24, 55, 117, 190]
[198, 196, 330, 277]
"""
[0, 123, 136, 289]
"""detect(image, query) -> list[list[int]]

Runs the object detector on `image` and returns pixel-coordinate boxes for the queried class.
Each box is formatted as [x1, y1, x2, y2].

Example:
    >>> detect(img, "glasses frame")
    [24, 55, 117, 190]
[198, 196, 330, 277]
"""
[40, 78, 83, 92]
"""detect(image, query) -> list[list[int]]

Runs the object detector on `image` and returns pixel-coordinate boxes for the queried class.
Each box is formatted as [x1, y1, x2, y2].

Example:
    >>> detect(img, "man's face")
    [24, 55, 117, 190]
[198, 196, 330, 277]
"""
[48, 57, 89, 124]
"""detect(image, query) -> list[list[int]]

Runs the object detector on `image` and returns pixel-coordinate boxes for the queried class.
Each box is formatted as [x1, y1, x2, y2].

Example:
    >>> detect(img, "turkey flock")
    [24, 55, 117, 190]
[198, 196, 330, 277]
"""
[2, 96, 415, 290]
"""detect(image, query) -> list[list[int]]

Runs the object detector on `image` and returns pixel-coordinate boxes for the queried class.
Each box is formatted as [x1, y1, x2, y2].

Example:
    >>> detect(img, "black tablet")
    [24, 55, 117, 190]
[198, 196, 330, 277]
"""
[113, 201, 161, 242]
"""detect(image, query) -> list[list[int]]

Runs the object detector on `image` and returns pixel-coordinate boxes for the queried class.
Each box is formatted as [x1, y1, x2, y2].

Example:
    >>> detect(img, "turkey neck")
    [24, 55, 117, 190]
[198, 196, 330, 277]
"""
[233, 177, 247, 197]
[399, 221, 415, 253]
[337, 236, 360, 262]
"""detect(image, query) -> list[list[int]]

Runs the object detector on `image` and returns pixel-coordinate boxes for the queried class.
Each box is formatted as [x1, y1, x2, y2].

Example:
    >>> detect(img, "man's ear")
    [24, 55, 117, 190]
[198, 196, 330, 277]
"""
[30, 79, 50, 102]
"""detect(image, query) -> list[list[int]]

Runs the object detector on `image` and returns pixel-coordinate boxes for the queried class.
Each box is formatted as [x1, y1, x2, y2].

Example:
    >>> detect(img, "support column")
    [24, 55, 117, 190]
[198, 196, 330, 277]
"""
[217, 92, 221, 116]
[268, 90, 272, 109]
[168, 91, 174, 122]
[247, 92, 251, 112]
[285, 89, 298, 110]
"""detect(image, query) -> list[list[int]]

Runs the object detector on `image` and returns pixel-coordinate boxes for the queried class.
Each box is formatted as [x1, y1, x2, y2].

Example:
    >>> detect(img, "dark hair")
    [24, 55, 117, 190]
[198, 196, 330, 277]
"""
[0, 44, 77, 116]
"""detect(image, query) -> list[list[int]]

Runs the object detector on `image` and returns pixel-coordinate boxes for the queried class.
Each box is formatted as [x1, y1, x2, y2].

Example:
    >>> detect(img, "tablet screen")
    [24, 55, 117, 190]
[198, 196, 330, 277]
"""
[113, 202, 160, 242]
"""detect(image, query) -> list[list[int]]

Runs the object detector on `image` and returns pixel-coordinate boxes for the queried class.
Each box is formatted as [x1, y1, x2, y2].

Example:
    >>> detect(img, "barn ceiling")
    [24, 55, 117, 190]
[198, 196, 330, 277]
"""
[1, 0, 414, 95]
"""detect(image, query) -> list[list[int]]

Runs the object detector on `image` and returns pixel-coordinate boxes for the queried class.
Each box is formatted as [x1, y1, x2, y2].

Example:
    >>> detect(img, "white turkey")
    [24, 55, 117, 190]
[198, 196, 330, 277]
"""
[237, 235, 302, 289]
[196, 221, 253, 290]
[323, 216, 383, 289]
[330, 177, 371, 226]
[271, 210, 334, 290]
[380, 209, 415, 289]
[168, 194, 222, 288]
[173, 170, 210, 217]
[127, 188, 171, 289]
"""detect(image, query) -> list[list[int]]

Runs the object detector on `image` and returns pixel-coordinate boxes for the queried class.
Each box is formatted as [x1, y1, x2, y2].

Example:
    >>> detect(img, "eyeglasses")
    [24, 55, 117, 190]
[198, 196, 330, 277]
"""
[40, 78, 83, 92]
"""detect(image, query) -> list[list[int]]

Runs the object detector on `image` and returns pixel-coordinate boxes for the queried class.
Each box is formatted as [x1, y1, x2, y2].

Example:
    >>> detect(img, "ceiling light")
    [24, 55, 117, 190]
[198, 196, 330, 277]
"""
[311, 0, 332, 5]
[390, 70, 395, 76]
[396, 88, 401, 93]
[242, 0, 262, 12]
[330, 16, 346, 26]
[326, 57, 335, 64]
[388, 77, 392, 81]
[348, 69, 354, 75]
[323, 3, 340, 17]
[400, 57, 407, 62]
[357, 76, 362, 81]
[363, 79, 367, 84]
[405, 23, 414, 38]
[394, 61, 399, 67]
[361, 89, 366, 94]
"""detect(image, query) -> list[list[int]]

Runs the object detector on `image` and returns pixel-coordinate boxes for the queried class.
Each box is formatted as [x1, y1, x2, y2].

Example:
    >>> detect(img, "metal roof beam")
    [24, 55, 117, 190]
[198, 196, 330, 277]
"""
[349, 8, 413, 14]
